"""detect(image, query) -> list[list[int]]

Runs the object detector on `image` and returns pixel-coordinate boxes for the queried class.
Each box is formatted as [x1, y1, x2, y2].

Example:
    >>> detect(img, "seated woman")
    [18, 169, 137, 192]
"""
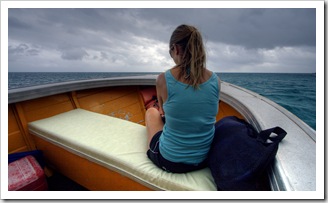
[145, 24, 221, 173]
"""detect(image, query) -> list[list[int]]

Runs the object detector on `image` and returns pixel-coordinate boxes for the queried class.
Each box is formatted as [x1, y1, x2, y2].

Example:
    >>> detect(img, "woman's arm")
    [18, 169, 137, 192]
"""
[156, 72, 167, 116]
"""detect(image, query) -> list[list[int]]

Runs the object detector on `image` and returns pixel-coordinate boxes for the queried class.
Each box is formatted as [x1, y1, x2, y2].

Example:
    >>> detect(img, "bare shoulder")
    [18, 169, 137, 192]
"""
[204, 69, 214, 78]
[156, 72, 166, 86]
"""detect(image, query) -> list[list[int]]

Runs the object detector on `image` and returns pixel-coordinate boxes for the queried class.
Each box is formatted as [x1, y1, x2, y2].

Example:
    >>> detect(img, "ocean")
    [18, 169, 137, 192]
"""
[8, 72, 316, 130]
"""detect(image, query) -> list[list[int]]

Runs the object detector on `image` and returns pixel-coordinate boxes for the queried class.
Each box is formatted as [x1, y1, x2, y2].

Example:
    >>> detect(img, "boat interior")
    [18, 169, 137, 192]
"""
[9, 85, 244, 154]
[7, 76, 315, 191]
[9, 84, 266, 191]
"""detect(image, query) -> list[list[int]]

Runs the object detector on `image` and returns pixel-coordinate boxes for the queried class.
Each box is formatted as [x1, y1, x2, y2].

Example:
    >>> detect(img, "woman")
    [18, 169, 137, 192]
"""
[146, 24, 220, 173]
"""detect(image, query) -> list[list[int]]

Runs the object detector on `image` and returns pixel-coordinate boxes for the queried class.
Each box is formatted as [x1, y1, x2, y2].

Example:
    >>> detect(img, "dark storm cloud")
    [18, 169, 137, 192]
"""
[9, 8, 315, 49]
[136, 8, 316, 49]
[7, 7, 316, 72]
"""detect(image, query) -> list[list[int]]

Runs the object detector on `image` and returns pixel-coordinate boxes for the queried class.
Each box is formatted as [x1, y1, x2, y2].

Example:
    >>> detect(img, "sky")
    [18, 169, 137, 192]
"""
[7, 3, 317, 73]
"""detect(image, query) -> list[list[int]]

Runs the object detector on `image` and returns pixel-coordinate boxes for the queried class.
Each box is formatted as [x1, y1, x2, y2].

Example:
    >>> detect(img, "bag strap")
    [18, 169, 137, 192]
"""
[257, 127, 287, 144]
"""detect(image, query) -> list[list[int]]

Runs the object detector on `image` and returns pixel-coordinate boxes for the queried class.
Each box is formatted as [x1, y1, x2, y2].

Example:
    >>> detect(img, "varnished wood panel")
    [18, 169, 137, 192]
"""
[8, 94, 76, 153]
[107, 102, 145, 125]
[77, 86, 136, 107]
[8, 131, 28, 153]
[8, 105, 20, 133]
[19, 93, 75, 123]
[74, 87, 110, 99]
[77, 86, 146, 125]
[20, 93, 72, 113]
[8, 105, 28, 153]
[216, 101, 243, 122]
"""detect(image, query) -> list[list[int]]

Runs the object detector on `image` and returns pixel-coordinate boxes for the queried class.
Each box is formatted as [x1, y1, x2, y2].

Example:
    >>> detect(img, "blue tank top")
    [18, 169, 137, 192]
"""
[159, 70, 219, 164]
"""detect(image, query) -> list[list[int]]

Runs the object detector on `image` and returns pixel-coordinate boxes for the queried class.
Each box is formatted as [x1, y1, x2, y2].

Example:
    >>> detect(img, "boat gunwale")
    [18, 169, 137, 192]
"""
[8, 75, 157, 104]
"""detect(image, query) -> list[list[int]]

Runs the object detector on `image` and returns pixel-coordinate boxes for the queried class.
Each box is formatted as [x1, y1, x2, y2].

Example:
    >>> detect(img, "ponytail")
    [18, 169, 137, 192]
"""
[169, 25, 206, 89]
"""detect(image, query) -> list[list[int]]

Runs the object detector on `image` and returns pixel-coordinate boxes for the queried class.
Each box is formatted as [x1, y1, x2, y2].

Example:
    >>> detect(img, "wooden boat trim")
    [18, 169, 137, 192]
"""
[8, 75, 316, 191]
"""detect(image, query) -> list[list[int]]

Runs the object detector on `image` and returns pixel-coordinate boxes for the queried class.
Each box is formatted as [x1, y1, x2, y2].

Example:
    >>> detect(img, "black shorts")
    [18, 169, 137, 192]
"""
[147, 131, 208, 173]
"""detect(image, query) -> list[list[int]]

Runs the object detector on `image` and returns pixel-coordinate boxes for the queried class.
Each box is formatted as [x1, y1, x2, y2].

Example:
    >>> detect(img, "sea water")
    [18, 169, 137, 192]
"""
[218, 73, 316, 130]
[8, 72, 316, 130]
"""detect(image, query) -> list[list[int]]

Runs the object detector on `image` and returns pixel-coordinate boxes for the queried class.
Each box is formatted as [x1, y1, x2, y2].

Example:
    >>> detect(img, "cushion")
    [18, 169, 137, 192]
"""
[28, 109, 216, 191]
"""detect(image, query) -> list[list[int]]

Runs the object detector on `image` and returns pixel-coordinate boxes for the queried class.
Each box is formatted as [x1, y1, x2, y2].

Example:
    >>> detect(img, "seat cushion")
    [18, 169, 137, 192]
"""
[28, 109, 216, 191]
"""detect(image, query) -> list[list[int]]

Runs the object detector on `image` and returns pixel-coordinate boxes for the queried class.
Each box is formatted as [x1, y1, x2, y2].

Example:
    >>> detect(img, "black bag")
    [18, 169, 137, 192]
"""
[208, 116, 287, 191]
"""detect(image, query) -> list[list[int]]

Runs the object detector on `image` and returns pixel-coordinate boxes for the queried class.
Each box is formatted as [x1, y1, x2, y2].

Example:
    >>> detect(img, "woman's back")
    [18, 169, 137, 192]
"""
[159, 69, 219, 164]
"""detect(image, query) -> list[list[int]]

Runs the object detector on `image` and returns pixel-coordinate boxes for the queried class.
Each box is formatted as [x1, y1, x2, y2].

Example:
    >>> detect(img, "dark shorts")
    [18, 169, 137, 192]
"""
[147, 131, 208, 173]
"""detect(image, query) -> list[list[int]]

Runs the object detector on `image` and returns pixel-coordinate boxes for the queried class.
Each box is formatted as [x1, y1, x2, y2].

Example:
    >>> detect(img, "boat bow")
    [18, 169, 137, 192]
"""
[8, 75, 316, 191]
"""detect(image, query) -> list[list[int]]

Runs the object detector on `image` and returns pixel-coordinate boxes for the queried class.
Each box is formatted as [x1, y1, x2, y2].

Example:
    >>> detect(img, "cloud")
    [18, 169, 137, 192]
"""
[134, 8, 316, 49]
[207, 42, 315, 73]
[7, 8, 316, 73]
[9, 43, 40, 56]
[60, 47, 89, 60]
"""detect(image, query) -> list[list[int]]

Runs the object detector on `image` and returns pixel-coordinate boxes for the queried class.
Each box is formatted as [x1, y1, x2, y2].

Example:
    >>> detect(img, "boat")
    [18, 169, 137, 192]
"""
[7, 74, 316, 193]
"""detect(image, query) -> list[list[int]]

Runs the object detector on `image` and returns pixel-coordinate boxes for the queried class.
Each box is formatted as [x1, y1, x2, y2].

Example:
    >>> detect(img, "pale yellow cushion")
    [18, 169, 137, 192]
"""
[28, 109, 216, 191]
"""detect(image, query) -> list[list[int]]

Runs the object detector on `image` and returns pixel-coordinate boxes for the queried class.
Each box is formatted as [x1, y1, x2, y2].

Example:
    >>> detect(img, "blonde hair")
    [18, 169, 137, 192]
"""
[169, 24, 206, 89]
